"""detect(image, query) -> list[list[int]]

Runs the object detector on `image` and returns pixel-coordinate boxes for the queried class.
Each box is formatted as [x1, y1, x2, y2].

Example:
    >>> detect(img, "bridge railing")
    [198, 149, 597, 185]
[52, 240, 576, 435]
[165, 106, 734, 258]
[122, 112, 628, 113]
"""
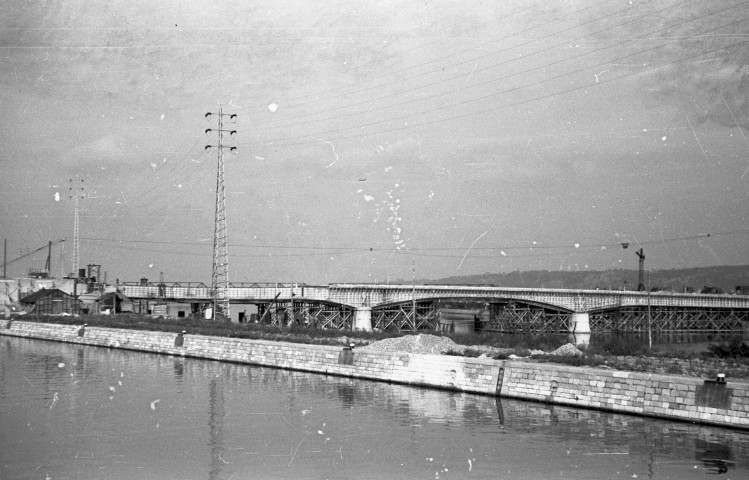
[120, 284, 333, 302]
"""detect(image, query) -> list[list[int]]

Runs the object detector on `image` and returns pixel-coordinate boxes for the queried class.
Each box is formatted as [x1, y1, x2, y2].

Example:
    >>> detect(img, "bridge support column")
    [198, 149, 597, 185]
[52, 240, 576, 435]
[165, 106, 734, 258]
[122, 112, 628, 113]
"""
[353, 307, 372, 331]
[568, 312, 591, 347]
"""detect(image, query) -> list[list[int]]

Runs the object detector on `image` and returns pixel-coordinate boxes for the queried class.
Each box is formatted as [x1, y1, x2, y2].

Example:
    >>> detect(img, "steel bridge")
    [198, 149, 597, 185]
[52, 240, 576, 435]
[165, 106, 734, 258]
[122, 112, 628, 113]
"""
[118, 282, 749, 335]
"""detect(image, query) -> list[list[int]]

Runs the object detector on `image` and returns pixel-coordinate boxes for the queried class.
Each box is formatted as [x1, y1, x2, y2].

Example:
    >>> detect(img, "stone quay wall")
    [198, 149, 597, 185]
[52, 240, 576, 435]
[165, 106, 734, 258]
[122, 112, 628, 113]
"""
[2, 320, 747, 430]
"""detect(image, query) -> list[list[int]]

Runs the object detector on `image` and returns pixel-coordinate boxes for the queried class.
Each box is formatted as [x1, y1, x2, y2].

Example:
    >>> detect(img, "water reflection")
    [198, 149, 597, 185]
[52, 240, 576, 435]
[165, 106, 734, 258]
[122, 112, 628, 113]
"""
[173, 360, 184, 385]
[1, 337, 748, 480]
[208, 378, 225, 480]
[696, 439, 735, 474]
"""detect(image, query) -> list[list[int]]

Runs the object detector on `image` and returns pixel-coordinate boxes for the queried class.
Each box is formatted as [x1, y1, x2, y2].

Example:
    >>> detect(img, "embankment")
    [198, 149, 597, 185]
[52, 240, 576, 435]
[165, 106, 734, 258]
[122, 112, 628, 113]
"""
[2, 319, 747, 430]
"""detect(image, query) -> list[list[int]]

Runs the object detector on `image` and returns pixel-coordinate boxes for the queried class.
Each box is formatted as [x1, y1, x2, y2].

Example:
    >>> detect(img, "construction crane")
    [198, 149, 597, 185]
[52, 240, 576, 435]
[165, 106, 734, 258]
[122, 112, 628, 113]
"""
[2, 238, 66, 278]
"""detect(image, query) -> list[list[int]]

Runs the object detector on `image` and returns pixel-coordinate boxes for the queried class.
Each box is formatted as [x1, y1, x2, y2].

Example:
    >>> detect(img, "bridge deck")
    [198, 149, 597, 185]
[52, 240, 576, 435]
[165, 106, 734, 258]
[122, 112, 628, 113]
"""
[118, 283, 749, 312]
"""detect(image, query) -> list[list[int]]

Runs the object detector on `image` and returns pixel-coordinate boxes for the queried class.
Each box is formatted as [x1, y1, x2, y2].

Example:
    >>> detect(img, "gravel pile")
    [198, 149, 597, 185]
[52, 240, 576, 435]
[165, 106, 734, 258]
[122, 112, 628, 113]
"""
[549, 343, 584, 357]
[361, 334, 465, 355]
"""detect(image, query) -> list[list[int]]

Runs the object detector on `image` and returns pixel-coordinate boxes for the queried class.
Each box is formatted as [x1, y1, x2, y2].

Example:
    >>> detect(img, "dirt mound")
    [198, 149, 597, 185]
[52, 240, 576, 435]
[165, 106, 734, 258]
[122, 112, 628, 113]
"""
[361, 334, 464, 355]
[549, 343, 584, 357]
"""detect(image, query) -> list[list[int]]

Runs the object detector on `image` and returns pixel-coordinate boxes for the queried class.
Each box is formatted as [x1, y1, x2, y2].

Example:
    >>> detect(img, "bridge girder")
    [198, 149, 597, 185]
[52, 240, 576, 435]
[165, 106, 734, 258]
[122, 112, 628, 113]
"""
[590, 306, 749, 333]
[256, 299, 354, 330]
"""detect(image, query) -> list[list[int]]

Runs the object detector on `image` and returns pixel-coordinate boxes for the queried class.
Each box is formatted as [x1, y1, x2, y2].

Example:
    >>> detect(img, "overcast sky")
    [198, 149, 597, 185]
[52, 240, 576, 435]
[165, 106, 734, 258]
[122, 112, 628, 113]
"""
[1, 0, 748, 285]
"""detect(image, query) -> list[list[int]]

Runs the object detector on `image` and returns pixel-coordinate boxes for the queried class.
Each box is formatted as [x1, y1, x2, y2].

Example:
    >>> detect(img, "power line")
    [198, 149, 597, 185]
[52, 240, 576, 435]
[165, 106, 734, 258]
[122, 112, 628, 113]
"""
[78, 228, 749, 255]
[228, 3, 747, 147]
[251, 0, 648, 129]
[247, 34, 748, 148]
[253, 0, 611, 115]
[251, 0, 726, 134]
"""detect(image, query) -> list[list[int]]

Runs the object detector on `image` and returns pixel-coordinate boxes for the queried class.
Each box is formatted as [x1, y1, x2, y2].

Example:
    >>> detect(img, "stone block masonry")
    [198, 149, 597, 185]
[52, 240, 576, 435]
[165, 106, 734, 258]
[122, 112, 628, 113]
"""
[2, 320, 747, 430]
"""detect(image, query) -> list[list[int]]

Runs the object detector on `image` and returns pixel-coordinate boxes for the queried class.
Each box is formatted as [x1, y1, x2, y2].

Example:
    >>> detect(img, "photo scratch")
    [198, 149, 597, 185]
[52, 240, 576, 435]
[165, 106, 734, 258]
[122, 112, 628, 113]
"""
[457, 230, 488, 270]
[319, 139, 339, 168]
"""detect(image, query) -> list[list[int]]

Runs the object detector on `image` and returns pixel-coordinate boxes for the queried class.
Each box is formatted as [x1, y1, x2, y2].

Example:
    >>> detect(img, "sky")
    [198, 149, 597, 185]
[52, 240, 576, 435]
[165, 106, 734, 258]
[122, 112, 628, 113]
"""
[1, 0, 748, 286]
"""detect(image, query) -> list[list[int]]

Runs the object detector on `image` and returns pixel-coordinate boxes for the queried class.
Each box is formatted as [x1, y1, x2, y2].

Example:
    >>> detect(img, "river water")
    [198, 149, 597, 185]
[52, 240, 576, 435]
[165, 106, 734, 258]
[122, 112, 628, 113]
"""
[1, 337, 747, 480]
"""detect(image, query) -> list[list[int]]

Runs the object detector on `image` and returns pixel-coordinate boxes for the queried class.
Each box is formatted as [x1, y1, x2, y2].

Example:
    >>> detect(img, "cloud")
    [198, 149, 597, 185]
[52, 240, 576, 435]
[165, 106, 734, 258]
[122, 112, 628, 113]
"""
[68, 134, 130, 163]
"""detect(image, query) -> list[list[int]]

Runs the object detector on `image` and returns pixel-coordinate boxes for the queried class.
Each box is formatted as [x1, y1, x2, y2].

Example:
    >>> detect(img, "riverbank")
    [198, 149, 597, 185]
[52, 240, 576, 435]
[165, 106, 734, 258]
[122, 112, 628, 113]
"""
[2, 319, 748, 430]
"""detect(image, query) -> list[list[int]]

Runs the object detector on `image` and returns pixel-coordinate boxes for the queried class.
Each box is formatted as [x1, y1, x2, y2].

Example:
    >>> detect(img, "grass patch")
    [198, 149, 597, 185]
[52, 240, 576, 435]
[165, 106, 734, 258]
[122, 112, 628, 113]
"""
[8, 314, 748, 366]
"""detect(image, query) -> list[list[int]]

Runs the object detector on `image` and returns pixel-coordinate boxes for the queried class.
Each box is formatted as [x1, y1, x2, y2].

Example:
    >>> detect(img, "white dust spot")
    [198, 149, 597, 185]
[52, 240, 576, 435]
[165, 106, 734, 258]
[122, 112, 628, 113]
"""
[301, 410, 309, 416]
[574, 243, 580, 248]
[268, 103, 278, 112]
[151, 399, 161, 410]
[661, 136, 667, 141]
[317, 430, 324, 435]
[54, 192, 60, 202]
[500, 251, 507, 256]
[109, 386, 116, 392]
[58, 362, 65, 368]
[118, 381, 122, 386]
[363, 195, 374, 202]
[148, 264, 154, 268]
[176, 184, 182, 188]
[255, 156, 265, 160]
[428, 190, 434, 200]
[160, 114, 165, 120]
[150, 163, 157, 169]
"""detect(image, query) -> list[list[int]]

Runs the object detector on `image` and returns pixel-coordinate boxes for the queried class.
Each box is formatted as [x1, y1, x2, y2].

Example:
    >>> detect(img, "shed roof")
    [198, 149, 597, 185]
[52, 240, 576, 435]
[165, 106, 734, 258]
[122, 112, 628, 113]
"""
[95, 291, 131, 303]
[19, 288, 72, 304]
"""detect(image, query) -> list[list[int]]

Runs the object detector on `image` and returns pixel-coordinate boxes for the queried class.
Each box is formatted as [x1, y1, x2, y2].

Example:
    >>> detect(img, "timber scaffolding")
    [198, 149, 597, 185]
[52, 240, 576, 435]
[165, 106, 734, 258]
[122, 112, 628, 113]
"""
[116, 282, 749, 334]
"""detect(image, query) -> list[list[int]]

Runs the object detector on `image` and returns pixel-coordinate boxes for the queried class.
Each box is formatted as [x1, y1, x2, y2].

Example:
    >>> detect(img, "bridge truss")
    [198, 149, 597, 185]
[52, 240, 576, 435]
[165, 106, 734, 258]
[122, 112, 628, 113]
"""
[484, 302, 571, 334]
[371, 301, 438, 331]
[117, 282, 749, 335]
[256, 299, 355, 330]
[590, 306, 748, 333]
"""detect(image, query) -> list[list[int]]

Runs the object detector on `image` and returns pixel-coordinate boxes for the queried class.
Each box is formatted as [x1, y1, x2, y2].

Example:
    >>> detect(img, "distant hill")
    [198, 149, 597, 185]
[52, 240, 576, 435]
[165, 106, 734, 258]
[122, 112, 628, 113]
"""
[420, 265, 749, 293]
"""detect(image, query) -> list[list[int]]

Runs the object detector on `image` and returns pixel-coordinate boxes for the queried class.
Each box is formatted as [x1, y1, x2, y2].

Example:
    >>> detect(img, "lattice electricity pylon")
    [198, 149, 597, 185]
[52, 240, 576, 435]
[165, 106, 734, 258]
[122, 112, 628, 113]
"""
[205, 108, 237, 321]
[68, 178, 85, 276]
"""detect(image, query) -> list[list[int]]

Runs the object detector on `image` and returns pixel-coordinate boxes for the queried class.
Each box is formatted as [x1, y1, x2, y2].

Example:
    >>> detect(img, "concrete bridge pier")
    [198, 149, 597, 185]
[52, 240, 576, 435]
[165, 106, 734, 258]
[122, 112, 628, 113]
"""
[568, 312, 591, 347]
[354, 307, 372, 331]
